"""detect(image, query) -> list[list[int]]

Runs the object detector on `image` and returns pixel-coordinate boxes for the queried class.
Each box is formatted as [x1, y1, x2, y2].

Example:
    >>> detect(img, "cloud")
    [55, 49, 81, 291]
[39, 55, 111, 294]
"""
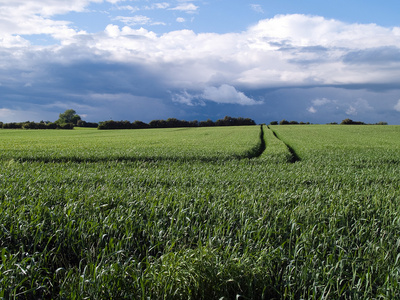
[307, 106, 317, 113]
[144, 3, 170, 10]
[170, 3, 199, 13]
[346, 105, 357, 115]
[171, 85, 262, 106]
[115, 5, 140, 12]
[171, 90, 202, 106]
[202, 85, 262, 106]
[115, 15, 151, 26]
[2, 9, 400, 123]
[176, 17, 186, 23]
[307, 98, 333, 114]
[114, 15, 166, 27]
[305, 95, 376, 120]
[312, 98, 332, 106]
[394, 100, 400, 112]
[250, 4, 264, 14]
[0, 0, 94, 42]
[343, 46, 400, 65]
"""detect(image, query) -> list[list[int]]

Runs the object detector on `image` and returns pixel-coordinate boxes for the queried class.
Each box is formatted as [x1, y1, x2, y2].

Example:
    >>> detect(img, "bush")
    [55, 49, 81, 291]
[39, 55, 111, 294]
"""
[132, 121, 150, 129]
[3, 122, 22, 129]
[199, 119, 215, 127]
[340, 119, 365, 125]
[58, 123, 74, 129]
[279, 119, 289, 125]
[47, 123, 58, 129]
[77, 120, 99, 128]
[22, 121, 38, 129]
[215, 116, 256, 126]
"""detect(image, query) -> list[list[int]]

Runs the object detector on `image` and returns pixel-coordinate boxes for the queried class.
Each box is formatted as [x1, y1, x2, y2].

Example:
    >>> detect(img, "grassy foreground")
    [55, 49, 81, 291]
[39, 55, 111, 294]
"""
[1, 125, 400, 299]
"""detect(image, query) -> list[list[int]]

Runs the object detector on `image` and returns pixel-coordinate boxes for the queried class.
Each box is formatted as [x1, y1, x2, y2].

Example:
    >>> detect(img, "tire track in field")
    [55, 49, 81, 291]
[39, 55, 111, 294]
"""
[248, 125, 266, 158]
[267, 126, 301, 163]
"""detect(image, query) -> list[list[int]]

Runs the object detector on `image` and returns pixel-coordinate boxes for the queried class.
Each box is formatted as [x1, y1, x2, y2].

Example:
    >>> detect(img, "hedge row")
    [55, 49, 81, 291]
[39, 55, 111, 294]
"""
[98, 116, 256, 130]
[0, 121, 74, 129]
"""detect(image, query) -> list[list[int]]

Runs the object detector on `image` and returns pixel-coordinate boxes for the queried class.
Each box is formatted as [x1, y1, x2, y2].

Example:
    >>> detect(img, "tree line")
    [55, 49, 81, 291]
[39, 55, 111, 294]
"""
[269, 119, 388, 125]
[0, 109, 98, 129]
[98, 116, 256, 130]
[0, 109, 388, 130]
[0, 121, 75, 130]
[0, 110, 255, 130]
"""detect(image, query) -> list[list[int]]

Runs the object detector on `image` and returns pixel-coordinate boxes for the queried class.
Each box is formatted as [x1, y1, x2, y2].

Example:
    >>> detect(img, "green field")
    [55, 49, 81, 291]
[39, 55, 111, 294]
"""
[0, 126, 262, 162]
[1, 125, 400, 299]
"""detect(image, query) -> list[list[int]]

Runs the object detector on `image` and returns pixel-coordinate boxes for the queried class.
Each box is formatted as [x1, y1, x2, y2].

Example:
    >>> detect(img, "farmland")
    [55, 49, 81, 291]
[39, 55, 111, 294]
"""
[1, 125, 400, 299]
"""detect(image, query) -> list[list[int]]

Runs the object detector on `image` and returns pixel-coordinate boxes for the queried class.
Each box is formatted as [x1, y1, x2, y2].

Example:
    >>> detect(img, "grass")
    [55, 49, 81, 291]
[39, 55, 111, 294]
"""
[1, 125, 400, 299]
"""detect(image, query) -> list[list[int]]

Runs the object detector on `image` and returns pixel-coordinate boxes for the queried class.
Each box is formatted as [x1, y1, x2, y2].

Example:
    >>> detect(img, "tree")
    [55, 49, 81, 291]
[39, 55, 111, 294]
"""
[340, 118, 365, 125]
[57, 109, 81, 125]
[279, 119, 289, 125]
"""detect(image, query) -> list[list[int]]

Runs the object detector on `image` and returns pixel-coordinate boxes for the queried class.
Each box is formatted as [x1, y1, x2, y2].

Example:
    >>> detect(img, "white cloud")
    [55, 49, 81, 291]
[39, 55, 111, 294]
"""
[346, 105, 357, 115]
[115, 15, 151, 26]
[116, 5, 140, 12]
[105, 24, 121, 37]
[307, 97, 372, 117]
[312, 98, 331, 106]
[13, 13, 400, 92]
[250, 4, 264, 14]
[307, 106, 317, 113]
[176, 17, 186, 23]
[171, 90, 202, 106]
[170, 3, 198, 13]
[4, 14, 400, 88]
[0, 0, 94, 42]
[202, 85, 262, 105]
[114, 16, 166, 26]
[395, 99, 400, 112]
[171, 85, 262, 106]
[354, 98, 373, 111]
[144, 3, 170, 10]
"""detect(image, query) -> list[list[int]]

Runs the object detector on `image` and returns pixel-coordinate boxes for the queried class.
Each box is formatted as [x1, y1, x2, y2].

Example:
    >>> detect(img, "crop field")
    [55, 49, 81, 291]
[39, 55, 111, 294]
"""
[0, 126, 262, 162]
[1, 125, 400, 299]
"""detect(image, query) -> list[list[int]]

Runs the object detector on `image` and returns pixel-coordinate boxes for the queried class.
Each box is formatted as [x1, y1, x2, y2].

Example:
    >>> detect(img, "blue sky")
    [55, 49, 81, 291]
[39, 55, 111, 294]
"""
[1, 0, 400, 124]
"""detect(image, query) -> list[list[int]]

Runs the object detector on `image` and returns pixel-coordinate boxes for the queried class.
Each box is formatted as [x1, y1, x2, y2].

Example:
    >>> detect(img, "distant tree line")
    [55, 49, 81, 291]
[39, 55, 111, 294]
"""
[0, 121, 75, 129]
[0, 109, 99, 130]
[76, 120, 99, 128]
[0, 120, 99, 129]
[0, 115, 255, 130]
[98, 116, 256, 130]
[269, 119, 388, 125]
[338, 118, 387, 125]
[1, 109, 389, 130]
[269, 120, 311, 125]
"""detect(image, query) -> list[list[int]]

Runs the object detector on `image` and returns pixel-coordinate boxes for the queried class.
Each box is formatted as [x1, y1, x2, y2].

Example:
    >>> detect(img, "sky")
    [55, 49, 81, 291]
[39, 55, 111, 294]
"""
[1, 0, 400, 124]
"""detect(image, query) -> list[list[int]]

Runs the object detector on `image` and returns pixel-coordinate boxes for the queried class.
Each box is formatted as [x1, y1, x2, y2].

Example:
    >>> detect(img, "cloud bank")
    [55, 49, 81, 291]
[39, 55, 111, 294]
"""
[1, 2, 400, 123]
